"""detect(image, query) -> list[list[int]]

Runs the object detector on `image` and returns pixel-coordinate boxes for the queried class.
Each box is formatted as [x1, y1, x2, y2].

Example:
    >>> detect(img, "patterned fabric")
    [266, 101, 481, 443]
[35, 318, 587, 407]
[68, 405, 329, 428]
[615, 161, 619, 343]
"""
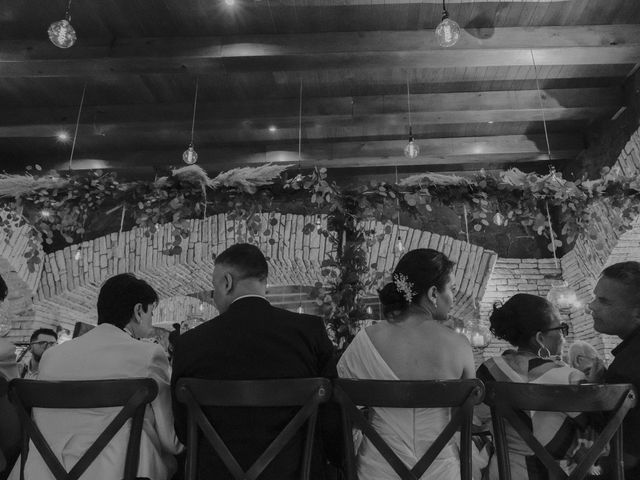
[476, 352, 588, 480]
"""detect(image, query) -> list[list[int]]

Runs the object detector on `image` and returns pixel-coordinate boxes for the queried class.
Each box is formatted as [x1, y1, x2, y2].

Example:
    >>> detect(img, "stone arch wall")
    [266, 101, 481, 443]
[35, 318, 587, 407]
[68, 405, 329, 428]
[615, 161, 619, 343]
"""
[0, 211, 44, 341]
[561, 128, 640, 358]
[10, 213, 498, 342]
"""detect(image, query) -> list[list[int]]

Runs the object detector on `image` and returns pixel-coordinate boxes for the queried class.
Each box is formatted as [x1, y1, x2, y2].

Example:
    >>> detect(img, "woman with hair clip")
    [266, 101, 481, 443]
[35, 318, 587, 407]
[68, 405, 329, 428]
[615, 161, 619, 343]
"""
[338, 248, 475, 480]
[476, 293, 593, 480]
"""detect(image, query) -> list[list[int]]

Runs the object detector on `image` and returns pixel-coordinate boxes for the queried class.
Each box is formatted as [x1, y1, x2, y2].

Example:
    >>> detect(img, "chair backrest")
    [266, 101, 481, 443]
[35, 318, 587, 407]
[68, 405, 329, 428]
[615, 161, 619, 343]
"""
[0, 377, 7, 473]
[484, 382, 637, 480]
[333, 378, 485, 480]
[9, 378, 158, 480]
[175, 377, 331, 480]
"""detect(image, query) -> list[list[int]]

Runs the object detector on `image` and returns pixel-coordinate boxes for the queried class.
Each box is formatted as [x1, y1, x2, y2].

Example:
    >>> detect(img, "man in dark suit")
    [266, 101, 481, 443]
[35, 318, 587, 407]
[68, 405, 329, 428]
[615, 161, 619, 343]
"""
[171, 243, 338, 480]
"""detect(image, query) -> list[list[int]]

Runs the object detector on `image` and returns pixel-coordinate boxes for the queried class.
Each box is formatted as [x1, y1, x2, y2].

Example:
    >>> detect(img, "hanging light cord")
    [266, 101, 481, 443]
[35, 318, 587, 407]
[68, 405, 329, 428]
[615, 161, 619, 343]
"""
[68, 83, 86, 172]
[298, 81, 303, 169]
[189, 77, 199, 146]
[406, 77, 412, 135]
[65, 0, 73, 19]
[530, 50, 552, 161]
[546, 201, 558, 268]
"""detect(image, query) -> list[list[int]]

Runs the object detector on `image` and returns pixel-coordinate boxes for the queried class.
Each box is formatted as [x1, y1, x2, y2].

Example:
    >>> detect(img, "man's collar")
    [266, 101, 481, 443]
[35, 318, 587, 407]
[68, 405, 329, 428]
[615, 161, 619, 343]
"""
[230, 294, 268, 305]
[612, 324, 640, 357]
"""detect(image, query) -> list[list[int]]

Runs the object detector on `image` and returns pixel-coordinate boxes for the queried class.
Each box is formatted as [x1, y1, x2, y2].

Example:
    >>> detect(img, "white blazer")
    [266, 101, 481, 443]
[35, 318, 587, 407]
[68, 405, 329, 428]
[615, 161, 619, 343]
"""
[16, 323, 183, 480]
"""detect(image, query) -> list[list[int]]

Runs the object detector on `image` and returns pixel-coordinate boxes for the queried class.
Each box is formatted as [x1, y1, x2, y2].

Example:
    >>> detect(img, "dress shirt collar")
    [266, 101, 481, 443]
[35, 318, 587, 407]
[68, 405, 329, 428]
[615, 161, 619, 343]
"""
[231, 294, 267, 305]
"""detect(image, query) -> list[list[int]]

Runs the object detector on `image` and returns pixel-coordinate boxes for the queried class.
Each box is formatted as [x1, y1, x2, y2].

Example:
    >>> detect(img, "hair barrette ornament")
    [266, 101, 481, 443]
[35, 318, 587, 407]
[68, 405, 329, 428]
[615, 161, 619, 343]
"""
[393, 273, 415, 303]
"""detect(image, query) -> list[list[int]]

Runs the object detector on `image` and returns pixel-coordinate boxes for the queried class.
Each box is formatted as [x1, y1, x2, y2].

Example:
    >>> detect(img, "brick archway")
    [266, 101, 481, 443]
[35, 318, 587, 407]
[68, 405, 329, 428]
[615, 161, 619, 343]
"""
[17, 213, 497, 341]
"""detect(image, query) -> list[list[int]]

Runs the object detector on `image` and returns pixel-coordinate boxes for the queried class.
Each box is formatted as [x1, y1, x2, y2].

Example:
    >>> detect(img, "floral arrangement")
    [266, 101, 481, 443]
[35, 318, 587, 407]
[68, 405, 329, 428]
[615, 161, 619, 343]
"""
[1, 162, 639, 348]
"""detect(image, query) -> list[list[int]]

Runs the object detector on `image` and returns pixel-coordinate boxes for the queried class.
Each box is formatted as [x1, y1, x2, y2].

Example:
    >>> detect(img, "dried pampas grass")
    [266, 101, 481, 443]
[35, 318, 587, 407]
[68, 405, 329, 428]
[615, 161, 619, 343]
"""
[399, 172, 474, 187]
[0, 174, 69, 198]
[209, 163, 292, 193]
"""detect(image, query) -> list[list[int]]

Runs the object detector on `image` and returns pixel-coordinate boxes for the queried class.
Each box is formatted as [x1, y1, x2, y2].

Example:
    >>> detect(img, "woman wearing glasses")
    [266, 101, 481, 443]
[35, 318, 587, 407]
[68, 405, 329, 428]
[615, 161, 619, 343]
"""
[476, 293, 588, 480]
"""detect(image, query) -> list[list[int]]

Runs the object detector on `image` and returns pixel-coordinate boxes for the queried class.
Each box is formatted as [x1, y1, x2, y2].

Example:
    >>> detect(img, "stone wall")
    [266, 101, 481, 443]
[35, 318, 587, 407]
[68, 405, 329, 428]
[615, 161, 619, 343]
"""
[561, 128, 640, 359]
[4, 214, 497, 342]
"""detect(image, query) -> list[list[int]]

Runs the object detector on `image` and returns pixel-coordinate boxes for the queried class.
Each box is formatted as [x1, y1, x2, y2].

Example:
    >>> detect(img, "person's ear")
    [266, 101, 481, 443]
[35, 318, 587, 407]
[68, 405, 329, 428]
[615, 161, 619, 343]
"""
[132, 303, 144, 323]
[224, 272, 234, 293]
[426, 286, 438, 307]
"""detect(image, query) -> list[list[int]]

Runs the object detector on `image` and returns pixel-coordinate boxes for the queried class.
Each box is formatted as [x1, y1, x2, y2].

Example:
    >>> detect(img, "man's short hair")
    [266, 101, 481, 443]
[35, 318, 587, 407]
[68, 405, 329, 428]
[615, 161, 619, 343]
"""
[97, 274, 158, 329]
[215, 244, 268, 281]
[601, 261, 640, 306]
[0, 274, 7, 302]
[30, 328, 58, 343]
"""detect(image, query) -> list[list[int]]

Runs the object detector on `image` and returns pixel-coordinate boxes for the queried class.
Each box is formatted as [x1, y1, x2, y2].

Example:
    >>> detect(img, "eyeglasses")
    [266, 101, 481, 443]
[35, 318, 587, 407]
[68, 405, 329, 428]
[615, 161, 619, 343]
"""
[541, 322, 569, 337]
[30, 341, 57, 348]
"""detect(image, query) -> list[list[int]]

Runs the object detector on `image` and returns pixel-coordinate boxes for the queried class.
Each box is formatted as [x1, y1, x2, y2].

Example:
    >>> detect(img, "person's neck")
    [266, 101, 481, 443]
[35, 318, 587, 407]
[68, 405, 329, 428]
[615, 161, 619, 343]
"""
[406, 303, 438, 322]
[620, 323, 640, 341]
[228, 284, 266, 304]
[29, 357, 39, 370]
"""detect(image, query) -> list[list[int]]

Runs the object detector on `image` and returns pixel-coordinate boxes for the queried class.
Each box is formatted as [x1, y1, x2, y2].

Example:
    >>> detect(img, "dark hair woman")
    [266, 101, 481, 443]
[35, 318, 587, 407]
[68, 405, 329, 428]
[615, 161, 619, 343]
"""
[476, 293, 589, 480]
[338, 248, 474, 480]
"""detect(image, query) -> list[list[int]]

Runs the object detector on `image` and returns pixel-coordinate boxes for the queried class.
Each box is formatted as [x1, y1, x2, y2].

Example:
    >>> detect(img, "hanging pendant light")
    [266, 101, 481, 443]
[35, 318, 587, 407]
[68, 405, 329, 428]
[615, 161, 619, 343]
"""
[404, 79, 420, 158]
[365, 305, 374, 316]
[492, 211, 506, 226]
[435, 0, 460, 48]
[547, 281, 580, 310]
[48, 0, 77, 49]
[395, 236, 405, 254]
[183, 78, 200, 164]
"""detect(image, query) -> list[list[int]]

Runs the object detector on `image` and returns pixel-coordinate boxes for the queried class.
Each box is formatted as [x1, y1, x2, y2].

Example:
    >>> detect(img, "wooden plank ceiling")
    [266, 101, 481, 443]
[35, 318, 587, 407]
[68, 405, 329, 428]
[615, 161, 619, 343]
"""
[0, 0, 638, 176]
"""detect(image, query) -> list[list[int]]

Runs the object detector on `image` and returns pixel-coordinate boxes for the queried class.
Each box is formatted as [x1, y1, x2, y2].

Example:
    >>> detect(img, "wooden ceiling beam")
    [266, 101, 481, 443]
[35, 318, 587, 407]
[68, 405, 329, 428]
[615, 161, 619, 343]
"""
[0, 26, 638, 77]
[31, 133, 581, 171]
[0, 88, 620, 139]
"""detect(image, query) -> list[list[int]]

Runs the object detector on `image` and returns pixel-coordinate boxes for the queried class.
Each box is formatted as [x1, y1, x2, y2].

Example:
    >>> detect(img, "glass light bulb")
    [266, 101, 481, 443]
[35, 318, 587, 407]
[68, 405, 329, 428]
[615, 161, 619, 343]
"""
[74, 249, 82, 261]
[404, 139, 419, 159]
[297, 304, 304, 314]
[547, 281, 580, 310]
[435, 16, 460, 48]
[395, 236, 405, 254]
[199, 302, 204, 312]
[315, 216, 322, 226]
[48, 18, 77, 49]
[365, 305, 373, 316]
[492, 212, 506, 226]
[182, 145, 198, 165]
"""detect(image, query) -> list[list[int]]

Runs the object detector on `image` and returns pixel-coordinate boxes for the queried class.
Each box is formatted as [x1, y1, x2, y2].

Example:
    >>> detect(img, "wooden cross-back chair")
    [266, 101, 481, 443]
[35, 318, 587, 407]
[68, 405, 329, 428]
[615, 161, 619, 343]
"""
[484, 382, 637, 480]
[9, 378, 158, 480]
[175, 377, 331, 480]
[333, 378, 485, 480]
[0, 377, 8, 473]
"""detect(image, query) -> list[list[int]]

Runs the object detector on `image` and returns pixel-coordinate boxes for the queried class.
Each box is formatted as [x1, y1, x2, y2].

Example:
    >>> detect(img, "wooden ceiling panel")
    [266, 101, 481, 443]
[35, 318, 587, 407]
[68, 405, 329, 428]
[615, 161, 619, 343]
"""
[0, 1, 636, 174]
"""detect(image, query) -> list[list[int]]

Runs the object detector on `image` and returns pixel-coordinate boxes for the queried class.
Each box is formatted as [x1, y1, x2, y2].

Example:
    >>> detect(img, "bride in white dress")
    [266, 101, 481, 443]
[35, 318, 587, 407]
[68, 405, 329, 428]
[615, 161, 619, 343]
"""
[338, 248, 476, 480]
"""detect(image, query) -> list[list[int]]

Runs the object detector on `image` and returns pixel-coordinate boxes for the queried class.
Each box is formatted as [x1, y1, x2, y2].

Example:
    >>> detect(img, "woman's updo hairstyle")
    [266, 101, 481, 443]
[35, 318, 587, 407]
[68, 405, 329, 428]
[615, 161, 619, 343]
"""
[378, 248, 455, 320]
[489, 293, 557, 348]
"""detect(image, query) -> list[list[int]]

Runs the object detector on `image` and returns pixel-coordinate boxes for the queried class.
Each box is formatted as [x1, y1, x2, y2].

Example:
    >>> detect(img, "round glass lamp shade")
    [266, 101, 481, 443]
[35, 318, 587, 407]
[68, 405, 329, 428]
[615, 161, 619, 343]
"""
[404, 139, 420, 159]
[546, 281, 580, 309]
[48, 19, 77, 49]
[465, 323, 492, 349]
[435, 17, 461, 48]
[182, 145, 198, 165]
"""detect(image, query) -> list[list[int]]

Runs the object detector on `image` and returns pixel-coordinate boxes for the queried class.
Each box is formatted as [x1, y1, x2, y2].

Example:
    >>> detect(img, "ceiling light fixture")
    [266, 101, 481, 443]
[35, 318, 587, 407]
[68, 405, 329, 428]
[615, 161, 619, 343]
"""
[403, 78, 419, 159]
[435, 0, 460, 48]
[183, 77, 200, 165]
[57, 131, 70, 142]
[48, 0, 77, 49]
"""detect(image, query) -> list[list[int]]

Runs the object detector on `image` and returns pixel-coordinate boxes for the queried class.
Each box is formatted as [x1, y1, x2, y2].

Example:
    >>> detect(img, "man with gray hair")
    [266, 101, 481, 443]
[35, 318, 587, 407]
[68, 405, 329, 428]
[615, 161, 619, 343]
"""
[590, 261, 640, 478]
